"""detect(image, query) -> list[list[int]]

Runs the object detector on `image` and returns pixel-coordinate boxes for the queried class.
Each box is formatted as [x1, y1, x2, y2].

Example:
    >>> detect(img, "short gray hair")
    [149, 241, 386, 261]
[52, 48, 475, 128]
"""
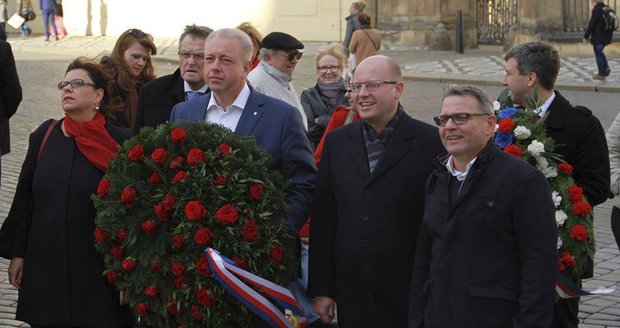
[205, 28, 254, 62]
[442, 84, 494, 115]
[258, 48, 274, 61]
[178, 25, 213, 50]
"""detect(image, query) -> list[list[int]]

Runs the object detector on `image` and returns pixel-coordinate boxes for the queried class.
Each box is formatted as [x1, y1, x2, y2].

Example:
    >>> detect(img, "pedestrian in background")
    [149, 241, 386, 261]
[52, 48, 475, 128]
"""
[0, 0, 8, 40]
[50, 0, 67, 40]
[348, 13, 381, 71]
[16, 0, 33, 37]
[236, 22, 263, 71]
[1, 57, 131, 327]
[583, 0, 614, 80]
[100, 28, 156, 132]
[342, 1, 366, 49]
[0, 39, 22, 186]
[40, 0, 58, 41]
[606, 112, 620, 252]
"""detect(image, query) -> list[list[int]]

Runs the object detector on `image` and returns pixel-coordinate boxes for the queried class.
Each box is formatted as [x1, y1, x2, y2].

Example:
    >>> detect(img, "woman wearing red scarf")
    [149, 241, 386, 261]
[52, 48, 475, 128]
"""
[1, 58, 131, 327]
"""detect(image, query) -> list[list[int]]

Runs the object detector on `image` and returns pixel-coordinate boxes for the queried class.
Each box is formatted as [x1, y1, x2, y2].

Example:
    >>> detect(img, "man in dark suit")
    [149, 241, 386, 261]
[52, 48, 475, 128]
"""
[582, 0, 614, 80]
[307, 55, 444, 327]
[503, 41, 610, 328]
[409, 85, 558, 328]
[0, 39, 23, 186]
[169, 27, 316, 238]
[133, 25, 212, 134]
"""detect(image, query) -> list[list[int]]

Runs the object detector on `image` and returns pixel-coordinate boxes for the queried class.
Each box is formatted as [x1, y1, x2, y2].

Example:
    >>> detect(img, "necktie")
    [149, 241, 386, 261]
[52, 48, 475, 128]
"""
[186, 91, 203, 101]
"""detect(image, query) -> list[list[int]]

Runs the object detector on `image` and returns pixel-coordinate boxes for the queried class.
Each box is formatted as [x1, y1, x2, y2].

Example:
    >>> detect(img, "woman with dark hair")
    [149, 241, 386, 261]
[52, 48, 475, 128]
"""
[2, 57, 131, 328]
[101, 28, 157, 131]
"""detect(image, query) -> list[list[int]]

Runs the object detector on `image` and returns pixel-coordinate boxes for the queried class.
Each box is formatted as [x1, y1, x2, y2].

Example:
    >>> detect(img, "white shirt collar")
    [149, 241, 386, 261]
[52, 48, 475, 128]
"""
[207, 83, 251, 112]
[534, 91, 555, 117]
[445, 156, 477, 181]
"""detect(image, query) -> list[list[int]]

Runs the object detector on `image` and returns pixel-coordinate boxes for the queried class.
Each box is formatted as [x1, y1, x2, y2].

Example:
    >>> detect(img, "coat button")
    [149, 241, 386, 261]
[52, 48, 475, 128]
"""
[363, 189, 370, 196]
[362, 215, 369, 222]
[362, 264, 369, 272]
[487, 201, 495, 208]
[362, 240, 368, 247]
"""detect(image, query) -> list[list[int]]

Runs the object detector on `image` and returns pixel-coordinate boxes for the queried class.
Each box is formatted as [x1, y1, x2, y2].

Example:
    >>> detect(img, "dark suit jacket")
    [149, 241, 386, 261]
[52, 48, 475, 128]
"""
[584, 2, 613, 45]
[308, 112, 444, 328]
[410, 142, 557, 328]
[133, 68, 186, 135]
[0, 40, 23, 156]
[169, 87, 316, 234]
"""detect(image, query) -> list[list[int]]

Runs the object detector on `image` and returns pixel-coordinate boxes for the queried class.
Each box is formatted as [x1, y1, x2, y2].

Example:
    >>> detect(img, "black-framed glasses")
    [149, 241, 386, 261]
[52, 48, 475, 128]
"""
[57, 78, 97, 90]
[178, 51, 205, 62]
[128, 28, 147, 39]
[349, 80, 398, 93]
[317, 65, 340, 72]
[433, 113, 490, 127]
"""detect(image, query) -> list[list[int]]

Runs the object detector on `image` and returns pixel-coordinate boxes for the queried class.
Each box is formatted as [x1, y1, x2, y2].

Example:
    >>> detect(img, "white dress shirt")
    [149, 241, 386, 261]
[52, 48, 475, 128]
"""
[205, 84, 251, 132]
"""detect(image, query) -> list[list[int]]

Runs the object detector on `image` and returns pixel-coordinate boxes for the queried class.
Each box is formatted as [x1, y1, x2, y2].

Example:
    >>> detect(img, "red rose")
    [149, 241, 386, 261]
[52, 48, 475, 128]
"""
[184, 200, 207, 221]
[171, 262, 185, 277]
[170, 156, 185, 169]
[170, 128, 186, 144]
[97, 178, 110, 197]
[219, 143, 232, 155]
[128, 145, 144, 161]
[164, 194, 175, 210]
[215, 204, 238, 225]
[120, 187, 137, 209]
[242, 220, 258, 242]
[558, 259, 566, 272]
[557, 163, 574, 175]
[172, 234, 185, 249]
[172, 170, 189, 184]
[187, 148, 206, 166]
[248, 183, 264, 201]
[196, 255, 212, 277]
[106, 271, 118, 283]
[174, 276, 187, 290]
[194, 227, 213, 245]
[214, 175, 227, 186]
[122, 258, 136, 271]
[167, 300, 181, 316]
[110, 246, 123, 259]
[268, 244, 284, 264]
[144, 285, 158, 298]
[503, 144, 523, 158]
[570, 224, 589, 241]
[567, 184, 584, 203]
[154, 202, 170, 221]
[497, 118, 515, 133]
[572, 201, 592, 216]
[191, 305, 203, 320]
[232, 256, 247, 269]
[561, 251, 576, 267]
[196, 286, 215, 307]
[149, 170, 162, 185]
[141, 219, 157, 234]
[134, 302, 149, 317]
[150, 261, 161, 272]
[116, 229, 127, 241]
[150, 147, 167, 164]
[94, 227, 110, 244]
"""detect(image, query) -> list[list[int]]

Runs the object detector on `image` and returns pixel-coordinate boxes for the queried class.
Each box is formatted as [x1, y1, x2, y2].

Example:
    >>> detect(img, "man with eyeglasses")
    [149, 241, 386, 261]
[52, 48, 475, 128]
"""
[133, 25, 212, 134]
[308, 55, 444, 327]
[248, 31, 308, 131]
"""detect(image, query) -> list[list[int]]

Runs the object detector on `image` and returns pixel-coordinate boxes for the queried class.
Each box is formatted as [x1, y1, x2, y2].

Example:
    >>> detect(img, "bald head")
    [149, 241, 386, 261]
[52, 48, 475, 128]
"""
[355, 55, 402, 81]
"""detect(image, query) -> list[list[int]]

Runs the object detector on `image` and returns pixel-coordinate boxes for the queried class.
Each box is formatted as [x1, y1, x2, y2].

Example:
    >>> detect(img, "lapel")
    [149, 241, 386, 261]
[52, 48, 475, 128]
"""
[166, 69, 186, 103]
[346, 121, 371, 181]
[368, 115, 415, 183]
[450, 141, 497, 209]
[543, 91, 569, 130]
[234, 88, 265, 136]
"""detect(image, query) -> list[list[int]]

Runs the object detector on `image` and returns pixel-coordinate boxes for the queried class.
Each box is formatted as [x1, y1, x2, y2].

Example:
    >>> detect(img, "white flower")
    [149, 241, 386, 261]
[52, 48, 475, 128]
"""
[493, 101, 501, 111]
[552, 191, 562, 208]
[557, 237, 563, 250]
[527, 140, 545, 157]
[513, 126, 531, 140]
[555, 210, 568, 226]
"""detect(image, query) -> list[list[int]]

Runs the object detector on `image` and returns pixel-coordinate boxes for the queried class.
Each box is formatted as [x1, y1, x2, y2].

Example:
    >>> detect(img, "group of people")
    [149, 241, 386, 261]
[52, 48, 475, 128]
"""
[0, 4, 616, 328]
[0, 0, 67, 41]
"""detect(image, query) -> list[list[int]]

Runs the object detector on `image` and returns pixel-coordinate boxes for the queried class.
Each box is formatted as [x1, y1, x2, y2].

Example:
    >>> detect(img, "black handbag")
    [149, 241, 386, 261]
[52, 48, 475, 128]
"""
[54, 3, 63, 17]
[20, 10, 36, 21]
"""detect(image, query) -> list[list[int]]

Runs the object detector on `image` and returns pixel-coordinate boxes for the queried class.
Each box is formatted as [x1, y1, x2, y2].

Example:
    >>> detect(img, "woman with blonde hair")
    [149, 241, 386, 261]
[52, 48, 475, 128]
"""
[237, 22, 263, 71]
[100, 28, 157, 131]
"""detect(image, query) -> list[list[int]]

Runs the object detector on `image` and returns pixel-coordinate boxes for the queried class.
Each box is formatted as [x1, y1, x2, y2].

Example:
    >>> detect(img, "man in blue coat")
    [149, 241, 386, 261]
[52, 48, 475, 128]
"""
[170, 27, 316, 238]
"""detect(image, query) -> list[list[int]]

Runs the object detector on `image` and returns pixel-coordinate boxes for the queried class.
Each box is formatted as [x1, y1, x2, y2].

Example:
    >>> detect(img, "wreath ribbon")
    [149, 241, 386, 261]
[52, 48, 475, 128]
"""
[204, 248, 305, 328]
[556, 273, 616, 298]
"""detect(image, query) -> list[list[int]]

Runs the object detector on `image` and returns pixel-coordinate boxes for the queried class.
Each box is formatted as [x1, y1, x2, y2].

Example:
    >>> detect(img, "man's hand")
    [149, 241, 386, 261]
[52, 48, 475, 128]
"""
[8, 257, 24, 289]
[582, 38, 588, 44]
[313, 296, 336, 323]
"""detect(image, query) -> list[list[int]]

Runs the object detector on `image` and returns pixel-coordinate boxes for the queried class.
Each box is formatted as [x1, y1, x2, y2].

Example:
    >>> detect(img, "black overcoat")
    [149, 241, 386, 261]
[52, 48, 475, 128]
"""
[0, 40, 23, 156]
[6, 119, 129, 327]
[308, 112, 444, 327]
[584, 2, 614, 46]
[133, 68, 186, 134]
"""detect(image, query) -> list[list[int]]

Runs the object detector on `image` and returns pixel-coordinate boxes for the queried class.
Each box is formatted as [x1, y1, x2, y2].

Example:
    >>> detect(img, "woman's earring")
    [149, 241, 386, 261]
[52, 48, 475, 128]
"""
[95, 105, 101, 111]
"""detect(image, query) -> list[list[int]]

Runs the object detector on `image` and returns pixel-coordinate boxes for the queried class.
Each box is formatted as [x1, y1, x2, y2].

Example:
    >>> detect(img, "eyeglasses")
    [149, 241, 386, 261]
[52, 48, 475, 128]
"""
[277, 51, 303, 61]
[433, 113, 490, 127]
[349, 80, 398, 93]
[57, 78, 97, 90]
[178, 51, 205, 61]
[317, 65, 340, 72]
[128, 29, 147, 39]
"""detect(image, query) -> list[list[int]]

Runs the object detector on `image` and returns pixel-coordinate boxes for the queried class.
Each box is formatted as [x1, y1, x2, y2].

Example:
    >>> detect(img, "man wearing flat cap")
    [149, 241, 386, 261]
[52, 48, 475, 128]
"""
[248, 31, 308, 130]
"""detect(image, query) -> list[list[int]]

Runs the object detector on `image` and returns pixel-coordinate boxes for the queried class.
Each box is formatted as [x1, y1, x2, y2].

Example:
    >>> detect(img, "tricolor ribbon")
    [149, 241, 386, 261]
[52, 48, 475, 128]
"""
[204, 248, 305, 328]
[556, 273, 616, 298]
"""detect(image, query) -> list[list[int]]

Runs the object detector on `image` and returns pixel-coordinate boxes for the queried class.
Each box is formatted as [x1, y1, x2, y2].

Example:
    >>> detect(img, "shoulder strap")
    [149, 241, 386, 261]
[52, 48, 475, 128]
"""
[362, 29, 379, 50]
[37, 119, 58, 162]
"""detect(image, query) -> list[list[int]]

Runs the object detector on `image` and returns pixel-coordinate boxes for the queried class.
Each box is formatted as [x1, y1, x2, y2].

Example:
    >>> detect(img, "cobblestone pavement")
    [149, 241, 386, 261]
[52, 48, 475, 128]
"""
[0, 35, 619, 327]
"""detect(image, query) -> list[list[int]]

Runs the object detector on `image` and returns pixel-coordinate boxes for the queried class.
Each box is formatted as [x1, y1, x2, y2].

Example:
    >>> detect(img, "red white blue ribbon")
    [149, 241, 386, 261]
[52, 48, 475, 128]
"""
[556, 273, 615, 298]
[204, 248, 305, 328]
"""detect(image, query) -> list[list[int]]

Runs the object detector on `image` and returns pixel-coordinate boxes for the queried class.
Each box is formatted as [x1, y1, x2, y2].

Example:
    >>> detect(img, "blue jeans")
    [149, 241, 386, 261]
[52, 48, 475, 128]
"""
[593, 43, 609, 76]
[42, 8, 58, 38]
[20, 10, 30, 36]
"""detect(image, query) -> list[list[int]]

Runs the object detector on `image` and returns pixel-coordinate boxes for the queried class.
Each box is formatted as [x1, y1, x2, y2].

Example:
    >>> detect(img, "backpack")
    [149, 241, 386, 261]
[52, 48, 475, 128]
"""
[601, 5, 619, 32]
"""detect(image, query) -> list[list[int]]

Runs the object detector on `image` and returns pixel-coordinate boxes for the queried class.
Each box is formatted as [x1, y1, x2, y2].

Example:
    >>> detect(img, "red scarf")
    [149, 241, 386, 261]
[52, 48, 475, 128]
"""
[64, 112, 119, 172]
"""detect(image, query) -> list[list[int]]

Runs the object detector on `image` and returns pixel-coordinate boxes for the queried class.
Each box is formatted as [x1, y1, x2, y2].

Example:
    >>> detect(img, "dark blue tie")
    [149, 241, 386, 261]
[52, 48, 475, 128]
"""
[185, 91, 203, 101]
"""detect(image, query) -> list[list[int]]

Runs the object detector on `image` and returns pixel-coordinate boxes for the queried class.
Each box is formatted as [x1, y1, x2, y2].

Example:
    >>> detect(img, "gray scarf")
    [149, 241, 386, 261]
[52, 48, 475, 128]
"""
[317, 79, 345, 105]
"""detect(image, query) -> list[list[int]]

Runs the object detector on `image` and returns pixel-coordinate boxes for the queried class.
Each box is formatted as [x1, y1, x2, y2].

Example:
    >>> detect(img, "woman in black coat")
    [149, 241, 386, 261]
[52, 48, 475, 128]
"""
[0, 39, 22, 184]
[2, 58, 130, 327]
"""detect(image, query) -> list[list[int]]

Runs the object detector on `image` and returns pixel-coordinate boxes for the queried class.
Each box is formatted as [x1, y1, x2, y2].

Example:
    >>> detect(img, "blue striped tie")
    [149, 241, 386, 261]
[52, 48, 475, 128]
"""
[186, 91, 203, 101]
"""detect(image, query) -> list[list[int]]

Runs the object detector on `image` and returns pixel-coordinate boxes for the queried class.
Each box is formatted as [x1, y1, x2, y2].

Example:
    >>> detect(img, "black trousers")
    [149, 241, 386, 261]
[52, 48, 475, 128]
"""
[612, 206, 620, 251]
[552, 297, 579, 328]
